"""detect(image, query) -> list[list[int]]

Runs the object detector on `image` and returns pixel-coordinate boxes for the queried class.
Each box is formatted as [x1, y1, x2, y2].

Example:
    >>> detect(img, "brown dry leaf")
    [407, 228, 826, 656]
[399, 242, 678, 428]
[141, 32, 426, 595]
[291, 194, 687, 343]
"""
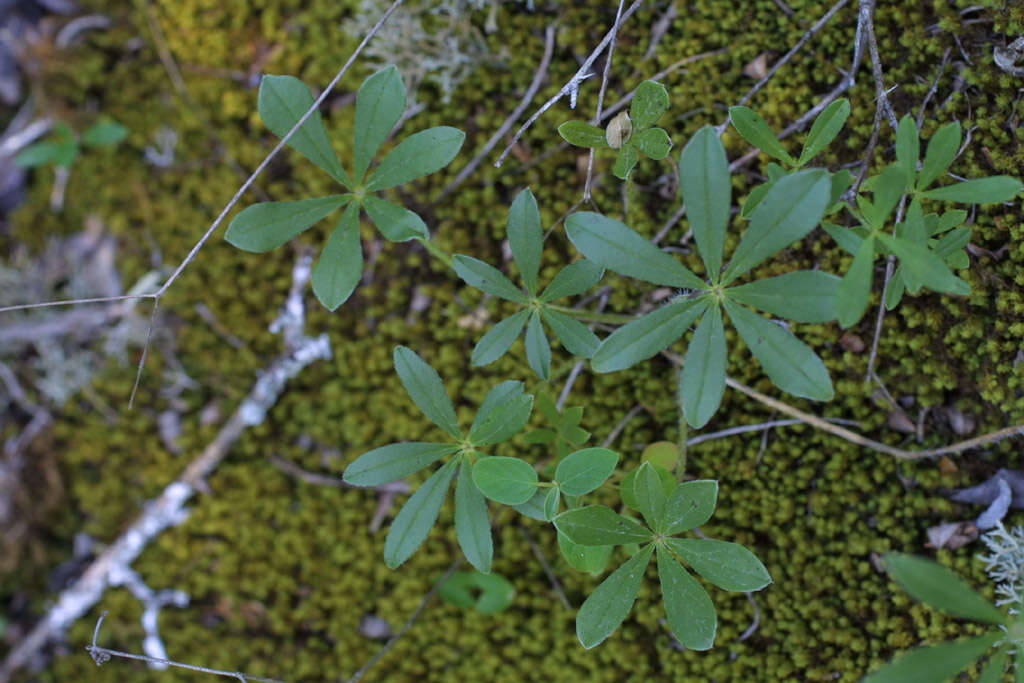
[944, 407, 976, 436]
[743, 53, 771, 80]
[509, 140, 531, 163]
[886, 409, 915, 434]
[839, 332, 865, 353]
[457, 307, 489, 331]
[925, 521, 978, 550]
[938, 456, 959, 475]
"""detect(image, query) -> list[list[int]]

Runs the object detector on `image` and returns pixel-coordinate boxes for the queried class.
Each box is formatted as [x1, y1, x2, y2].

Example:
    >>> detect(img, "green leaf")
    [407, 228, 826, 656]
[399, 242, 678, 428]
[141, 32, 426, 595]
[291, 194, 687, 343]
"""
[723, 300, 834, 400]
[668, 538, 772, 591]
[862, 632, 1001, 683]
[540, 309, 600, 358]
[258, 75, 350, 186]
[934, 209, 968, 236]
[864, 165, 908, 228]
[365, 126, 465, 191]
[558, 120, 608, 148]
[883, 553, 1007, 625]
[641, 442, 680, 471]
[384, 459, 457, 569]
[876, 233, 970, 296]
[312, 203, 364, 311]
[471, 310, 530, 367]
[741, 179, 774, 219]
[630, 80, 670, 130]
[828, 169, 853, 210]
[472, 456, 538, 505]
[822, 221, 864, 256]
[726, 271, 840, 323]
[895, 115, 919, 191]
[664, 480, 718, 535]
[437, 570, 515, 614]
[393, 346, 462, 440]
[543, 487, 560, 521]
[721, 170, 831, 285]
[361, 196, 428, 242]
[343, 442, 459, 486]
[977, 648, 1010, 683]
[632, 462, 667, 531]
[621, 465, 676, 512]
[591, 298, 708, 373]
[525, 311, 551, 380]
[512, 489, 548, 521]
[353, 65, 405, 182]
[555, 447, 619, 497]
[225, 195, 350, 253]
[632, 128, 672, 160]
[679, 126, 730, 282]
[576, 544, 654, 648]
[566, 212, 705, 289]
[468, 389, 532, 447]
[680, 304, 726, 429]
[885, 267, 906, 310]
[453, 255, 527, 303]
[558, 531, 612, 576]
[658, 547, 716, 650]
[917, 121, 961, 191]
[455, 461, 492, 573]
[539, 260, 604, 302]
[728, 106, 795, 165]
[934, 227, 971, 260]
[81, 120, 128, 147]
[922, 176, 1023, 205]
[797, 99, 850, 166]
[555, 506, 653, 546]
[506, 188, 543, 296]
[14, 141, 57, 168]
[612, 143, 640, 180]
[836, 235, 875, 328]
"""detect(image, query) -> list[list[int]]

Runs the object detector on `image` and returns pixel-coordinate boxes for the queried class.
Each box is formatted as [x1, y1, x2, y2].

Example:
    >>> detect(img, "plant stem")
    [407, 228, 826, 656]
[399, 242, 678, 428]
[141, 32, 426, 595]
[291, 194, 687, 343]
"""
[419, 237, 455, 272]
[546, 304, 635, 324]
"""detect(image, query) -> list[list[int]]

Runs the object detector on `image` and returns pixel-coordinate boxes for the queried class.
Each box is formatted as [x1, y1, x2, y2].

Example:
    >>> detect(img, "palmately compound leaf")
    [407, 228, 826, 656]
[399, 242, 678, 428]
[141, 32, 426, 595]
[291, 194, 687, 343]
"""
[630, 80, 670, 130]
[591, 298, 708, 374]
[726, 270, 840, 323]
[555, 448, 619, 497]
[723, 300, 834, 401]
[679, 125, 730, 282]
[921, 176, 1023, 205]
[353, 65, 405, 183]
[680, 303, 727, 429]
[506, 188, 543, 296]
[226, 195, 350, 253]
[361, 195, 428, 242]
[576, 544, 655, 648]
[612, 143, 640, 180]
[721, 170, 831, 285]
[835, 235, 875, 328]
[365, 126, 464, 191]
[312, 202, 364, 311]
[538, 260, 604, 303]
[558, 120, 608, 148]
[621, 464, 675, 513]
[470, 310, 530, 367]
[468, 381, 524, 440]
[658, 547, 716, 651]
[663, 480, 718, 535]
[882, 553, 1007, 625]
[258, 75, 351, 186]
[631, 128, 672, 160]
[393, 346, 462, 440]
[797, 98, 850, 167]
[977, 647, 1010, 683]
[558, 531, 612, 576]
[467, 384, 533, 447]
[916, 120, 961, 191]
[540, 309, 601, 358]
[454, 461, 493, 574]
[525, 311, 551, 380]
[667, 538, 771, 592]
[566, 212, 705, 289]
[343, 442, 459, 487]
[384, 459, 458, 569]
[453, 255, 528, 303]
[876, 233, 970, 296]
[554, 505, 653, 546]
[728, 106, 795, 166]
[862, 632, 1002, 683]
[472, 456, 539, 505]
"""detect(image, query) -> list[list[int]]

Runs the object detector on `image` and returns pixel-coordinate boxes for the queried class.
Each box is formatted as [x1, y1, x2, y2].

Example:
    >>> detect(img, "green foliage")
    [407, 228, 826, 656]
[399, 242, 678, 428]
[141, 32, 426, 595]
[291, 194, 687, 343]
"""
[15, 119, 127, 170]
[226, 66, 465, 310]
[554, 466, 769, 649]
[438, 570, 516, 614]
[558, 80, 673, 180]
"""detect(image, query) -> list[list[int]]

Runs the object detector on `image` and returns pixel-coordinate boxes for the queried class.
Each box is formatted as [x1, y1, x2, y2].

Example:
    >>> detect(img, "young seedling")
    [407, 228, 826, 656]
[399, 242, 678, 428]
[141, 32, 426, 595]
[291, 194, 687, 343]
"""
[15, 119, 128, 170]
[558, 80, 673, 180]
[225, 66, 465, 310]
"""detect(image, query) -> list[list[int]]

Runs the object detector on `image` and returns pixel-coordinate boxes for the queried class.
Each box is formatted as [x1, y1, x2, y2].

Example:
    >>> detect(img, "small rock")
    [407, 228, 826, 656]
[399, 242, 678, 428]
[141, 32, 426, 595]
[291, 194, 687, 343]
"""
[945, 407, 975, 436]
[359, 615, 392, 640]
[926, 521, 978, 550]
[886, 409, 915, 434]
[743, 52, 771, 80]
